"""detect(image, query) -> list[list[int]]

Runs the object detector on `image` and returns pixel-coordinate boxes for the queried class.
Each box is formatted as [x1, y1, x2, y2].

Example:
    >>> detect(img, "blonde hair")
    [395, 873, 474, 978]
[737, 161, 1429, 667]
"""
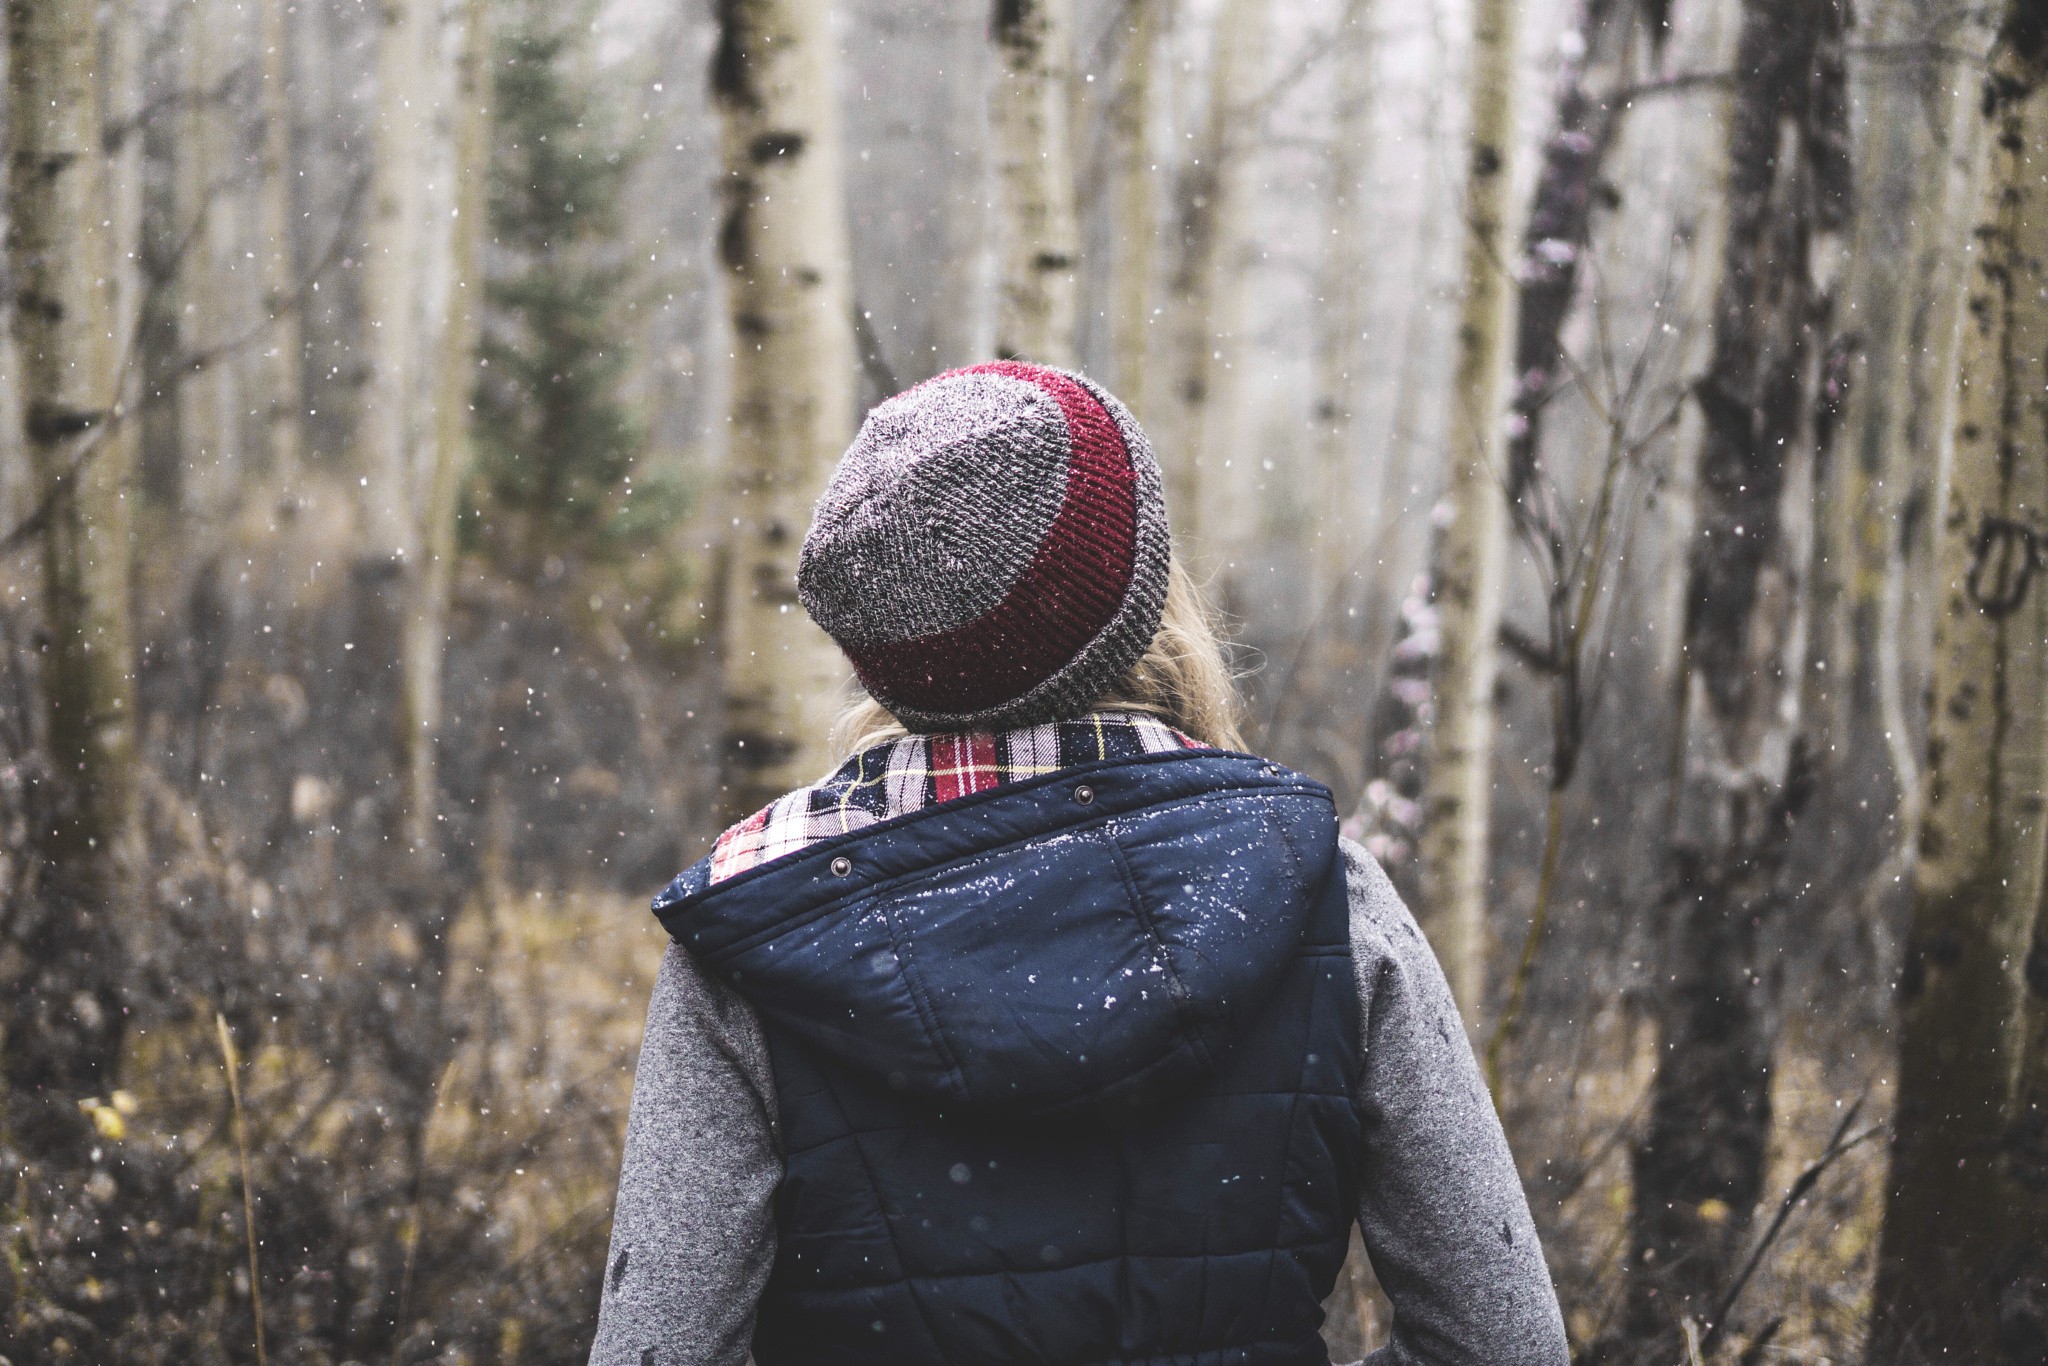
[829, 557, 1245, 759]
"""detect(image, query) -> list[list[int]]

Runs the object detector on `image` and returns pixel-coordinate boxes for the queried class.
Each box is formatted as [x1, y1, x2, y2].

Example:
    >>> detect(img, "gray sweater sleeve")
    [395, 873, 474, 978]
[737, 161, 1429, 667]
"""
[1339, 837, 1568, 1366]
[589, 942, 781, 1366]
[591, 845, 1566, 1365]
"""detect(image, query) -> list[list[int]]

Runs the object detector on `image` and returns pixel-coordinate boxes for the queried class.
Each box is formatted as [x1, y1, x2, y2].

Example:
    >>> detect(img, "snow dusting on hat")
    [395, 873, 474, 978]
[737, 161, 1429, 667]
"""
[797, 362, 1171, 732]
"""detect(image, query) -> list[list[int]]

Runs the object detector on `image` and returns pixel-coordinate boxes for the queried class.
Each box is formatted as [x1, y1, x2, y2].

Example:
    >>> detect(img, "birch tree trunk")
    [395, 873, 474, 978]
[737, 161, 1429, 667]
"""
[355, 0, 427, 567]
[1647, 0, 1743, 699]
[991, 0, 1080, 366]
[102, 0, 145, 544]
[258, 0, 305, 492]
[1874, 4, 2002, 863]
[1824, 0, 1923, 738]
[1501, 0, 1636, 518]
[1623, 0, 1851, 1347]
[1108, 0, 1164, 412]
[1868, 12, 2048, 1356]
[178, 0, 245, 529]
[398, 0, 492, 854]
[347, 0, 431, 857]
[1416, 0, 1522, 1023]
[2012, 887, 2048, 1360]
[1160, 0, 1268, 556]
[1815, 0, 1993, 844]
[4, 0, 140, 1135]
[712, 0, 858, 823]
[1309, 0, 1375, 602]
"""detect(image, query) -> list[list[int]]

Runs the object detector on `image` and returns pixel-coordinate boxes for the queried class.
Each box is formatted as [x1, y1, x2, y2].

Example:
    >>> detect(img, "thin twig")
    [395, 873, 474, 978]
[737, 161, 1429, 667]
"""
[1682, 1316, 1706, 1366]
[1614, 69, 1734, 103]
[1485, 783, 1566, 1094]
[215, 1013, 267, 1366]
[1551, 1080, 1652, 1207]
[851, 302, 902, 396]
[1698, 1095, 1881, 1355]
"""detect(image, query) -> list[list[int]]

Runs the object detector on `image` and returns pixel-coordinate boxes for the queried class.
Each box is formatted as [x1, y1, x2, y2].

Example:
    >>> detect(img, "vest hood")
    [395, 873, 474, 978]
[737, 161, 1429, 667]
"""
[653, 750, 1338, 1120]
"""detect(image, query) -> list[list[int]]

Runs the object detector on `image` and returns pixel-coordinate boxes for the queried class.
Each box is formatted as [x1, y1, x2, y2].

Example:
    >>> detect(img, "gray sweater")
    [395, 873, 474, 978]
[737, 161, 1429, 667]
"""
[590, 838, 1568, 1366]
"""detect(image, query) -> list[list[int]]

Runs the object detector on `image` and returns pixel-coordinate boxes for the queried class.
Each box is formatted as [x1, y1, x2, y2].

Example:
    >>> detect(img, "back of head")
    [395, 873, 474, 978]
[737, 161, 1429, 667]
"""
[796, 362, 1243, 752]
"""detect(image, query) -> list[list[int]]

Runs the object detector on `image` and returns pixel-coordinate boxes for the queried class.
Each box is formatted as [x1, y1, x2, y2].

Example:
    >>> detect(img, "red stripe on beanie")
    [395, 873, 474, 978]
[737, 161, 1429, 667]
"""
[841, 363, 1140, 716]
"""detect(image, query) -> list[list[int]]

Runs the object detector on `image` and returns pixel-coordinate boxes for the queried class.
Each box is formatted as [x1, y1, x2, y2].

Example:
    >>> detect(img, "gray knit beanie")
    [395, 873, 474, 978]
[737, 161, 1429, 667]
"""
[796, 362, 1172, 733]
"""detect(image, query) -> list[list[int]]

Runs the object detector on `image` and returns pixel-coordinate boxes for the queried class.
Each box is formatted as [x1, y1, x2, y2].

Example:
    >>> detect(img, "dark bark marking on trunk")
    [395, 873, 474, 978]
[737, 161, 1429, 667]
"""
[1621, 0, 1852, 1355]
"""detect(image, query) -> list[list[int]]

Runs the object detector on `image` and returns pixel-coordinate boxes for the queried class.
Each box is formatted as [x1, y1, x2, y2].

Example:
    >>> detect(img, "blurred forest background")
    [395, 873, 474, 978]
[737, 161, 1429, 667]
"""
[2, 0, 2047, 1360]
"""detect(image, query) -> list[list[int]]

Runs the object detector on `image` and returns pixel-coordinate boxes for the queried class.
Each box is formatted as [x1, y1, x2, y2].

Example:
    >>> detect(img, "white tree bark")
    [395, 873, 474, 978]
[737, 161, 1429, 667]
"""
[258, 0, 305, 492]
[102, 0, 146, 541]
[4, 0, 140, 1097]
[991, 0, 1080, 365]
[1311, 0, 1376, 602]
[1626, 0, 1851, 1341]
[1108, 0, 1164, 413]
[1159, 0, 1269, 558]
[177, 0, 246, 529]
[354, 0, 428, 563]
[398, 0, 492, 853]
[1417, 0, 1522, 1024]
[1646, 0, 1742, 700]
[712, 0, 859, 823]
[1870, 15, 2048, 1351]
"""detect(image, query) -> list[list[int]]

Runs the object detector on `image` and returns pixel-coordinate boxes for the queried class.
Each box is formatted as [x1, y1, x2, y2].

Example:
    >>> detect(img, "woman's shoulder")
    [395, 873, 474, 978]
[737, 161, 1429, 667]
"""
[1334, 835, 1443, 980]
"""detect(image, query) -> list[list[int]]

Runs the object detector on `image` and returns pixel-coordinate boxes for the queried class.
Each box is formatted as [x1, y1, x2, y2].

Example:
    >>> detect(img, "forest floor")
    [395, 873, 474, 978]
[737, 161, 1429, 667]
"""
[1329, 1010, 1891, 1361]
[85, 880, 1887, 1362]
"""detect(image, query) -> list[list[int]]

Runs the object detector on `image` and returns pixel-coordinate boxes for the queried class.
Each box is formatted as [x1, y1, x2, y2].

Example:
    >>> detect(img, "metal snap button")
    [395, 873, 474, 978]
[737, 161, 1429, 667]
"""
[1073, 784, 1095, 805]
[830, 855, 852, 877]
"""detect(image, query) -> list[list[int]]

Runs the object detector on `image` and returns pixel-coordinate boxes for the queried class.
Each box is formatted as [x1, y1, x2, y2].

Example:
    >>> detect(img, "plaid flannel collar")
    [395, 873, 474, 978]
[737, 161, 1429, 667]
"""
[707, 710, 1203, 884]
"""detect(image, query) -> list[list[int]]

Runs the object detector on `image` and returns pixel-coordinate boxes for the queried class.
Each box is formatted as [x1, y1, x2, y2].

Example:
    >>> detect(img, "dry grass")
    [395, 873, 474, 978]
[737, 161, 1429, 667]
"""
[5, 887, 665, 1364]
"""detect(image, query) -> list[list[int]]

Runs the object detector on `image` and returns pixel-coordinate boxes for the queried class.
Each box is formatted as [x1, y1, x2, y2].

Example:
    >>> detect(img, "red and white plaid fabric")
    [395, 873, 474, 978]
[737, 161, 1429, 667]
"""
[708, 711, 1202, 884]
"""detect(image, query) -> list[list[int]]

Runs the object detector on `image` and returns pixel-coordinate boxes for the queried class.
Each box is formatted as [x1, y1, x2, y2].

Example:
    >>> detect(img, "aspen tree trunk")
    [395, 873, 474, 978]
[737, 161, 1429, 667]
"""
[1502, 0, 1635, 517]
[1372, 52, 1457, 598]
[102, 0, 145, 541]
[178, 0, 244, 527]
[1868, 13, 2048, 1357]
[1309, 0, 1375, 602]
[1416, 0, 1522, 1024]
[1647, 0, 1743, 698]
[1623, 0, 1851, 1348]
[1818, 0, 1992, 826]
[712, 0, 858, 823]
[1160, 0, 1268, 555]
[1108, 0, 1164, 412]
[258, 0, 304, 491]
[398, 0, 491, 854]
[355, 0, 426, 567]
[991, 0, 1080, 365]
[1874, 5, 2002, 857]
[1299, 0, 1377, 785]
[349, 0, 429, 851]
[2013, 887, 2048, 1359]
[1825, 0, 1923, 736]
[4, 0, 140, 1134]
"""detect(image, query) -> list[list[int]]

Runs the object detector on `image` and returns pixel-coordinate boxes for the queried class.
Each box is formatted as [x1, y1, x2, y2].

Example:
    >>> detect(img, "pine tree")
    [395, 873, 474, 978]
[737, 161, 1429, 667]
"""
[472, 0, 648, 573]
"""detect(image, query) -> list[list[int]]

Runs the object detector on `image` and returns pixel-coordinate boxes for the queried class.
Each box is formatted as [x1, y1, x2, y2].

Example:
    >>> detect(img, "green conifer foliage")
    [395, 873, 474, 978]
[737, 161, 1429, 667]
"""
[472, 1, 669, 571]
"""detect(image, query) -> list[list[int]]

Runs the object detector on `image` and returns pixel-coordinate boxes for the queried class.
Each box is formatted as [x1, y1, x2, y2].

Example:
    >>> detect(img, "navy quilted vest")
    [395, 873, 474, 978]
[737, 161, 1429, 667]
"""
[654, 750, 1362, 1364]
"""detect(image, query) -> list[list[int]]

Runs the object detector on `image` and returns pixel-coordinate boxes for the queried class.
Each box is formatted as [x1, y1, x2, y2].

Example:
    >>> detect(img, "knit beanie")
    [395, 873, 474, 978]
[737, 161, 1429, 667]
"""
[797, 362, 1172, 733]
